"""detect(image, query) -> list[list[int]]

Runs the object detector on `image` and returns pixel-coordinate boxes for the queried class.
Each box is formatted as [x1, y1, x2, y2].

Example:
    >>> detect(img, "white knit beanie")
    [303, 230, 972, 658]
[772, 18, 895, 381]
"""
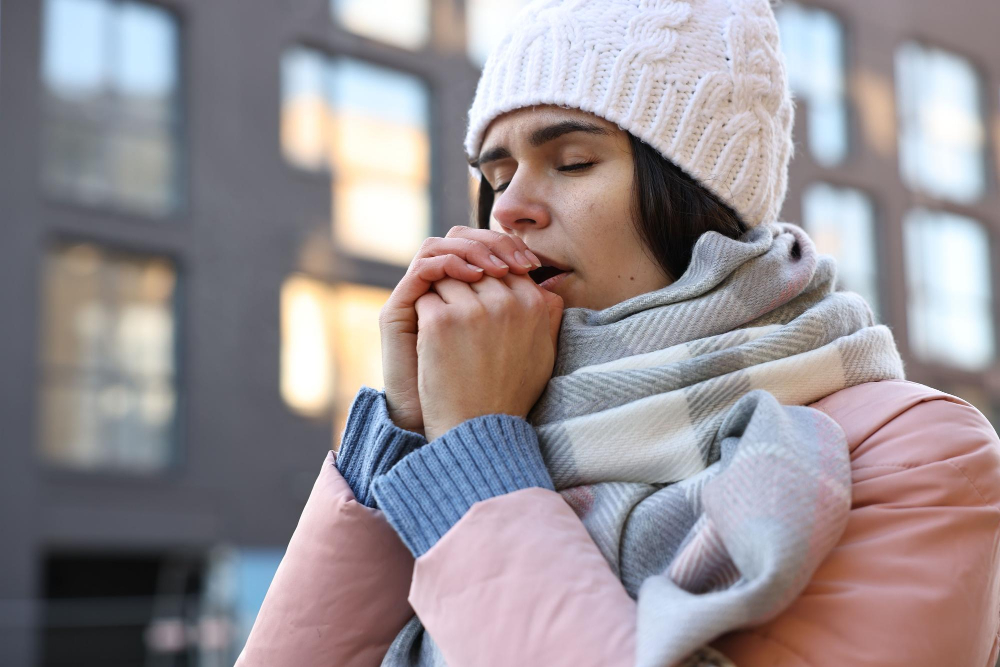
[464, 0, 795, 228]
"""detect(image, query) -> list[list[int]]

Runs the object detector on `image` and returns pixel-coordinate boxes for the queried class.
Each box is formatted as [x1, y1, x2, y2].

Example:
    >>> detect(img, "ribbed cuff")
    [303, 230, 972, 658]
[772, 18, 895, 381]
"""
[371, 413, 555, 558]
[335, 386, 427, 508]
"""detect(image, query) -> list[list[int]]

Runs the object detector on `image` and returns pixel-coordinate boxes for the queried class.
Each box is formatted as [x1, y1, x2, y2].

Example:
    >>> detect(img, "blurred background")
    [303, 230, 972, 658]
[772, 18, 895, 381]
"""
[0, 0, 998, 664]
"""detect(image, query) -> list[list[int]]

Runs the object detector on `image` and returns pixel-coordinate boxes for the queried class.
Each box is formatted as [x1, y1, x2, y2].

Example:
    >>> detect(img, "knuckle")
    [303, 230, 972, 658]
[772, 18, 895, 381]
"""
[529, 294, 547, 314]
[496, 302, 519, 326]
[490, 290, 517, 313]
[465, 303, 488, 321]
[474, 228, 504, 246]
[488, 230, 510, 245]
[499, 234, 522, 253]
[517, 287, 545, 312]
[445, 225, 468, 238]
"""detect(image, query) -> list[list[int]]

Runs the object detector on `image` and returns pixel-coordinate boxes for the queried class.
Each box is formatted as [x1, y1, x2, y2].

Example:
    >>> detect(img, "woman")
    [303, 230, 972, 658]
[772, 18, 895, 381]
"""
[238, 0, 1000, 665]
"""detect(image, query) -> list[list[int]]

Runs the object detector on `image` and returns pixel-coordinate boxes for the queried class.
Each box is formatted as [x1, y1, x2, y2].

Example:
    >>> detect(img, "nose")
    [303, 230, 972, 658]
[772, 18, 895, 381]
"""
[490, 171, 551, 235]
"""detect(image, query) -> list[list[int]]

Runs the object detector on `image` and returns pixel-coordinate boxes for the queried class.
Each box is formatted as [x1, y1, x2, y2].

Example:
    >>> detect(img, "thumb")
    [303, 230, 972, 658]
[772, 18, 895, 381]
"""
[539, 288, 564, 350]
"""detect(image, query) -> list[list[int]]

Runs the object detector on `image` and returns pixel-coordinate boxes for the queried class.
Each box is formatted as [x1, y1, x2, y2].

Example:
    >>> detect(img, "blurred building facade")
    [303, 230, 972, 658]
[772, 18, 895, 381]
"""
[0, 0, 998, 664]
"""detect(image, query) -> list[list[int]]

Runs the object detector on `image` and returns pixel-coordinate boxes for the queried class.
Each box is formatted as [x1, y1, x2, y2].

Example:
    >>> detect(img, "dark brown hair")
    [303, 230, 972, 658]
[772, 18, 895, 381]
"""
[475, 132, 748, 282]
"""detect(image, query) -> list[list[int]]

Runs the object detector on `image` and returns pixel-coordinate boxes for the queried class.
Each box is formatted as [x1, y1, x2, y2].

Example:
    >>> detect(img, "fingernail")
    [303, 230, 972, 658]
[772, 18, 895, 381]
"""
[467, 263, 484, 272]
[489, 254, 508, 269]
[524, 249, 542, 267]
[514, 251, 532, 269]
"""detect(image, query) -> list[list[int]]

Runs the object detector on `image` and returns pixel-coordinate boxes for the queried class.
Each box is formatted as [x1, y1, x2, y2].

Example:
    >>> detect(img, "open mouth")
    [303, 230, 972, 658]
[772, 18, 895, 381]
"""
[529, 265, 569, 285]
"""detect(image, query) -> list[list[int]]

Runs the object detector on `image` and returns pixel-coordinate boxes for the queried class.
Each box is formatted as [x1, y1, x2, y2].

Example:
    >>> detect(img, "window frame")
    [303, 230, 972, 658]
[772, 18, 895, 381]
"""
[38, 0, 188, 220]
[894, 38, 990, 205]
[279, 42, 436, 268]
[36, 235, 186, 478]
[901, 207, 997, 372]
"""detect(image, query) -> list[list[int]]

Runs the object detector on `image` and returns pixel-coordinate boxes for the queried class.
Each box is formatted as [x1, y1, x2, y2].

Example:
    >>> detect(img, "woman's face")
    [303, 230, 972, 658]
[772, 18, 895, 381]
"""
[478, 105, 672, 310]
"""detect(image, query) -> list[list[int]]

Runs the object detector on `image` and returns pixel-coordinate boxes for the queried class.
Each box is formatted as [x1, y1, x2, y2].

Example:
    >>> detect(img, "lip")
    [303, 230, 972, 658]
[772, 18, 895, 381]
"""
[528, 251, 572, 273]
[539, 270, 573, 291]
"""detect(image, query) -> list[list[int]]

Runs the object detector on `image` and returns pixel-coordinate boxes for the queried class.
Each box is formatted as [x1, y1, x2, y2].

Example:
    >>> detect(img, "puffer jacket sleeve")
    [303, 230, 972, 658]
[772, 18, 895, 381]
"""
[407, 485, 639, 667]
[234, 451, 417, 667]
[235, 386, 425, 666]
[405, 383, 1000, 667]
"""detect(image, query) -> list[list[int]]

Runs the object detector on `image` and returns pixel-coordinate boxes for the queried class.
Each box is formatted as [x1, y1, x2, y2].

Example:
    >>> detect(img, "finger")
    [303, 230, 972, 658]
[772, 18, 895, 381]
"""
[418, 236, 514, 278]
[432, 276, 479, 306]
[444, 226, 539, 271]
[414, 290, 447, 322]
[500, 270, 545, 301]
[540, 288, 565, 348]
[386, 254, 486, 315]
[494, 273, 562, 348]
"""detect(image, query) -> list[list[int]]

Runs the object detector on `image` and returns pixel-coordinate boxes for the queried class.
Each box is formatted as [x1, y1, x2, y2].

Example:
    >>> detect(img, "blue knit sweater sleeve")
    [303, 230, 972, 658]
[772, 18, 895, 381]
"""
[370, 414, 555, 559]
[334, 386, 427, 508]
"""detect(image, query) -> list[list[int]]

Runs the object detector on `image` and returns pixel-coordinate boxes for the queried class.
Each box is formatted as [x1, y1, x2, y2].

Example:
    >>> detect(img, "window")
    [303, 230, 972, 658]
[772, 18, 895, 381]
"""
[280, 275, 336, 418]
[801, 183, 880, 319]
[895, 42, 986, 204]
[775, 2, 849, 166]
[281, 47, 432, 265]
[40, 0, 181, 215]
[280, 275, 391, 441]
[327, 283, 389, 441]
[330, 0, 430, 50]
[39, 243, 178, 471]
[904, 209, 994, 370]
[466, 0, 533, 68]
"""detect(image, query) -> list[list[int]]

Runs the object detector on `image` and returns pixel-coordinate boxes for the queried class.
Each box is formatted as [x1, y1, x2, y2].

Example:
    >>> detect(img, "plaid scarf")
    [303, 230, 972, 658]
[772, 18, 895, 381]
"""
[384, 222, 905, 666]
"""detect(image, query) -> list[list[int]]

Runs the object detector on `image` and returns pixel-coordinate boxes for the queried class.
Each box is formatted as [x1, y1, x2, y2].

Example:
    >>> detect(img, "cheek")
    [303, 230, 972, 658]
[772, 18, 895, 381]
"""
[564, 214, 627, 286]
[578, 188, 632, 247]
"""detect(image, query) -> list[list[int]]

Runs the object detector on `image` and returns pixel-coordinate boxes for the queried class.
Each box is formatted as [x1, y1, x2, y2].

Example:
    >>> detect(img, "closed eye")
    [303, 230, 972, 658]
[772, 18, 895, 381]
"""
[492, 162, 596, 193]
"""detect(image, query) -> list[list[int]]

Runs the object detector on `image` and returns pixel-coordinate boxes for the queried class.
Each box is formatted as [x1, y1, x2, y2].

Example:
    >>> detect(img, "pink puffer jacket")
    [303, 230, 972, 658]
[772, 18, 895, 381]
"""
[236, 379, 1000, 666]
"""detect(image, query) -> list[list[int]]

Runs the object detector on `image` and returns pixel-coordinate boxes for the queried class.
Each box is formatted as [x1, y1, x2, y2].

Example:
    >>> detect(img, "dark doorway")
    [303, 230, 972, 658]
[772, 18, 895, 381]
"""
[40, 551, 204, 667]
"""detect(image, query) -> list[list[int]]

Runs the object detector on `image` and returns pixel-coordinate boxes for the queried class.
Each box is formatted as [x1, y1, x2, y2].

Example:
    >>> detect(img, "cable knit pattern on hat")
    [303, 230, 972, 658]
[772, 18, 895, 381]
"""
[464, 0, 795, 228]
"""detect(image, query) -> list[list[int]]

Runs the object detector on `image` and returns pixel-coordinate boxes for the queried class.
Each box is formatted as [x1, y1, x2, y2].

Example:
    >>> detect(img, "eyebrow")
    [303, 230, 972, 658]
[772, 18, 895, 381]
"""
[470, 120, 613, 169]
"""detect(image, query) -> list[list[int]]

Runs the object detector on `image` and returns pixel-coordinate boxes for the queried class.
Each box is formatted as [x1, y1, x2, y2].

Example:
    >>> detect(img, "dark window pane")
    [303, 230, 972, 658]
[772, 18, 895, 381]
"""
[109, 126, 177, 214]
[41, 113, 112, 205]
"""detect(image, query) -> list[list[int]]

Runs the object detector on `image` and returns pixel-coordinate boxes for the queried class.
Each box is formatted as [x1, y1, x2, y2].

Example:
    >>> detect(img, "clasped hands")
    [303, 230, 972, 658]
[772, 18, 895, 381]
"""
[379, 226, 564, 442]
